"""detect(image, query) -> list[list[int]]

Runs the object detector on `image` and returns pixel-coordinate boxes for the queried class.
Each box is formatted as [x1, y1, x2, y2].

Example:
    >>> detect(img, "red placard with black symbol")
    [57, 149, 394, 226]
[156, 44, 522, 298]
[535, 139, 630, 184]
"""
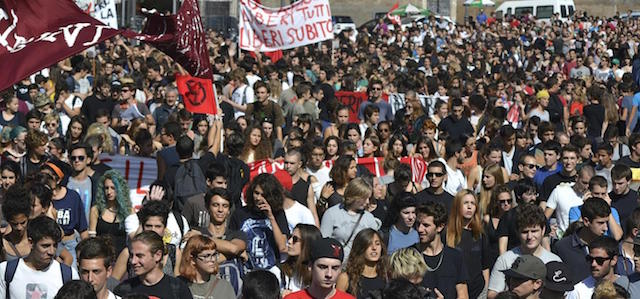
[176, 74, 217, 115]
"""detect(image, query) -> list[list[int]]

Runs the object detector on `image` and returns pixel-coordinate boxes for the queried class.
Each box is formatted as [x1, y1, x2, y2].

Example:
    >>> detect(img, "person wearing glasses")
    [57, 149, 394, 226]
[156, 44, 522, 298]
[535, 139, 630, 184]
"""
[178, 235, 235, 299]
[43, 112, 62, 140]
[415, 161, 454, 215]
[67, 144, 95, 227]
[566, 237, 623, 299]
[358, 80, 392, 123]
[280, 224, 322, 295]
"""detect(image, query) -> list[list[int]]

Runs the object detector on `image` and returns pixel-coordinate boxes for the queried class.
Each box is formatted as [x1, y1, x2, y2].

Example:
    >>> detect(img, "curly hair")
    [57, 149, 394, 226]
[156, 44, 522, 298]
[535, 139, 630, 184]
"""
[240, 124, 272, 162]
[94, 170, 132, 224]
[329, 155, 355, 188]
[245, 173, 284, 214]
[84, 123, 114, 154]
[344, 229, 388, 296]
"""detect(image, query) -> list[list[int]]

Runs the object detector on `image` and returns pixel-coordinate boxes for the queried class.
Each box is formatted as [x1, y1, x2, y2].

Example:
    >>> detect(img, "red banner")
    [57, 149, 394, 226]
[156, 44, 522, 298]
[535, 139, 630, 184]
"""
[176, 74, 217, 115]
[0, 0, 211, 92]
[335, 91, 368, 123]
[0, 0, 121, 91]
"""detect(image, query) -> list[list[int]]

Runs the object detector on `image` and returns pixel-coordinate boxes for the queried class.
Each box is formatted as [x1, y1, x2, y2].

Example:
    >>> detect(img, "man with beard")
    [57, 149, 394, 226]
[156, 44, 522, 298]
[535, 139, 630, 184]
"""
[0, 216, 79, 299]
[566, 237, 624, 298]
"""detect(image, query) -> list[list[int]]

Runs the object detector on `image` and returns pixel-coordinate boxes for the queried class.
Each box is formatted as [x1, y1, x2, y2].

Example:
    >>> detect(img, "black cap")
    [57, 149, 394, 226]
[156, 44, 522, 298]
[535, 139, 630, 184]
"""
[544, 261, 574, 292]
[310, 238, 344, 262]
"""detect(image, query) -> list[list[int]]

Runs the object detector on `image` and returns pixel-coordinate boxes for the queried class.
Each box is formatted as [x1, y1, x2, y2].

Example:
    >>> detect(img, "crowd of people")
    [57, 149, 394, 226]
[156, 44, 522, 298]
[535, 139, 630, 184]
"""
[4, 5, 640, 299]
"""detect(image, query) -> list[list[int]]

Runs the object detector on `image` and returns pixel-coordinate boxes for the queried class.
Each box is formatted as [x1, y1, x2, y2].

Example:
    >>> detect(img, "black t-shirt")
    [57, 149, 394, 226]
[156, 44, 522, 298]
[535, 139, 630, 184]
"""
[415, 245, 469, 299]
[198, 226, 247, 243]
[355, 276, 386, 298]
[617, 156, 640, 168]
[198, 152, 249, 208]
[456, 229, 490, 299]
[583, 103, 605, 138]
[228, 206, 289, 270]
[415, 189, 454, 216]
[610, 189, 639, 228]
[114, 274, 193, 299]
[81, 95, 115, 123]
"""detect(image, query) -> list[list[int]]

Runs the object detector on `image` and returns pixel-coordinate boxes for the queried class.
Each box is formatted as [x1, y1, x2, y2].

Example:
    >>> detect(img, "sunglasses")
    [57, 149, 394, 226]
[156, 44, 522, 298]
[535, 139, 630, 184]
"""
[427, 172, 445, 178]
[522, 163, 537, 170]
[370, 87, 382, 91]
[585, 255, 612, 266]
[121, 89, 131, 93]
[498, 199, 512, 205]
[70, 155, 86, 162]
[46, 122, 57, 127]
[290, 235, 301, 244]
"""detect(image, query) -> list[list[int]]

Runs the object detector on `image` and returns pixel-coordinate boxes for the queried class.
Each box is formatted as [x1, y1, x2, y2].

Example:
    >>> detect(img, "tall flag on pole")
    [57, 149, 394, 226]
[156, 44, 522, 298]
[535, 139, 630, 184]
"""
[387, 2, 402, 25]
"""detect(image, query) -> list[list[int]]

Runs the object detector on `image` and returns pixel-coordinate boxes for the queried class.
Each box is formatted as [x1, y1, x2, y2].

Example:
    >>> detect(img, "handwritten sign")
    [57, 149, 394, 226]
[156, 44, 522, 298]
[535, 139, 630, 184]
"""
[239, 0, 333, 51]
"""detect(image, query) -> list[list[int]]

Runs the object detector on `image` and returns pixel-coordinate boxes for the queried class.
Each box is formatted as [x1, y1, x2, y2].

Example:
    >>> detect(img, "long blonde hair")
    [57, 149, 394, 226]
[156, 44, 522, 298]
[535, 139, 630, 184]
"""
[446, 190, 484, 247]
[478, 163, 505, 216]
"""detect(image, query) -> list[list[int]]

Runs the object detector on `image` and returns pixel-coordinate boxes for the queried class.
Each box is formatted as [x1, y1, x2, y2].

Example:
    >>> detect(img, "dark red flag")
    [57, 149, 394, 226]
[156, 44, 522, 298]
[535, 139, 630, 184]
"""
[125, 0, 212, 78]
[0, 0, 120, 91]
[176, 74, 216, 115]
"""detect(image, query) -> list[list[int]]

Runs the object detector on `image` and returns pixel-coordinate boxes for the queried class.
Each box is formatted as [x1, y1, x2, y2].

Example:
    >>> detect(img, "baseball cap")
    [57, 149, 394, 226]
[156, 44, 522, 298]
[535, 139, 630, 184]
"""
[310, 238, 344, 263]
[110, 80, 122, 91]
[543, 261, 574, 292]
[502, 255, 546, 280]
[33, 94, 50, 108]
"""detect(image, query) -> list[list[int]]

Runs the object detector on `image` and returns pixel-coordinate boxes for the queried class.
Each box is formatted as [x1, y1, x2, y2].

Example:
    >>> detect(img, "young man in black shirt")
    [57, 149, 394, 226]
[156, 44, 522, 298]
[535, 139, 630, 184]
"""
[114, 231, 192, 298]
[415, 160, 454, 215]
[413, 201, 469, 298]
[80, 77, 115, 124]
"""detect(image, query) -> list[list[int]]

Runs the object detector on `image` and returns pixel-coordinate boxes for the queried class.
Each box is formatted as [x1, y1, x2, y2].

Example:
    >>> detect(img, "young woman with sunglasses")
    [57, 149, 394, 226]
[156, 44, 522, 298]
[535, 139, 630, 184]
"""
[446, 190, 490, 299]
[178, 235, 235, 299]
[280, 224, 322, 295]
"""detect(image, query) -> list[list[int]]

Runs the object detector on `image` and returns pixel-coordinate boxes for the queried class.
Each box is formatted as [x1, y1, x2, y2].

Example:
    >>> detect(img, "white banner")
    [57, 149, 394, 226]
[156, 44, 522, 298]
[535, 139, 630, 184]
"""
[101, 154, 157, 211]
[239, 0, 333, 51]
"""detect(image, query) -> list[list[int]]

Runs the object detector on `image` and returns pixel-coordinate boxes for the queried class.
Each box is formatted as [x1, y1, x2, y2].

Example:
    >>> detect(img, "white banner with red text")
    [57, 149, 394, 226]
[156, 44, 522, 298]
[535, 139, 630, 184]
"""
[101, 155, 157, 211]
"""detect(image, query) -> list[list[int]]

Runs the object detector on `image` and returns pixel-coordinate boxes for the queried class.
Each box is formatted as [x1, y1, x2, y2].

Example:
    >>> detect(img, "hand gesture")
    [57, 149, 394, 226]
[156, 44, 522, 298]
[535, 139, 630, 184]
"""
[256, 198, 274, 219]
[321, 184, 334, 199]
[148, 185, 165, 201]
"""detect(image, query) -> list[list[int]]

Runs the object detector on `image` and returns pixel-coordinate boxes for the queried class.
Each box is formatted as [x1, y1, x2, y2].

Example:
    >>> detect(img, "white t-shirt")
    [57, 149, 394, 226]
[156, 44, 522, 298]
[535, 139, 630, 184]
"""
[488, 247, 562, 294]
[546, 183, 583, 236]
[107, 290, 121, 299]
[60, 94, 83, 135]
[306, 166, 331, 201]
[567, 276, 597, 299]
[0, 259, 79, 299]
[439, 158, 467, 196]
[231, 84, 254, 119]
[284, 201, 315, 233]
[125, 212, 190, 247]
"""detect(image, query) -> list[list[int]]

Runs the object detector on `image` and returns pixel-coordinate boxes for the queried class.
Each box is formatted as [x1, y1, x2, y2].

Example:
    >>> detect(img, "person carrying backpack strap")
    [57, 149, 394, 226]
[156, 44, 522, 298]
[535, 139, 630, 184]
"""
[0, 216, 78, 299]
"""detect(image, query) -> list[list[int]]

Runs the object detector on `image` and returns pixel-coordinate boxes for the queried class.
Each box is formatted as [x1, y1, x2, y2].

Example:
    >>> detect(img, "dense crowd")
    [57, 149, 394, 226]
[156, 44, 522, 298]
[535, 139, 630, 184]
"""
[4, 6, 640, 299]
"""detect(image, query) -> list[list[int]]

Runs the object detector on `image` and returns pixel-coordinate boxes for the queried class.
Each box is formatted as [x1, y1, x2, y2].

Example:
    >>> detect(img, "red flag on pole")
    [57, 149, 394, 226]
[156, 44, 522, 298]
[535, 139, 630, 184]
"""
[176, 74, 217, 115]
[387, 2, 402, 25]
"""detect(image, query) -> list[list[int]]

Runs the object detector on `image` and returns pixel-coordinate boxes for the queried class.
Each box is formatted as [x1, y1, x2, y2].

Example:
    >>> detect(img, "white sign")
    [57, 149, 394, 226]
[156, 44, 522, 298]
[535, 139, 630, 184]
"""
[239, 0, 333, 52]
[93, 0, 118, 29]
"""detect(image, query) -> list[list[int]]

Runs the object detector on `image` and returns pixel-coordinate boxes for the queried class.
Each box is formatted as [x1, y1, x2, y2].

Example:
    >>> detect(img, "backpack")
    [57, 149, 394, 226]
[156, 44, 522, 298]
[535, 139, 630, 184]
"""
[217, 258, 244, 296]
[173, 159, 207, 212]
[4, 259, 72, 299]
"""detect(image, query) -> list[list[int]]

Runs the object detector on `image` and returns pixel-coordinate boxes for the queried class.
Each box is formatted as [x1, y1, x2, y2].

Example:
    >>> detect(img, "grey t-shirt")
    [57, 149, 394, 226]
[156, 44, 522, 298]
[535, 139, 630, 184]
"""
[320, 204, 381, 260]
[67, 176, 93, 225]
[186, 277, 236, 299]
[488, 247, 562, 293]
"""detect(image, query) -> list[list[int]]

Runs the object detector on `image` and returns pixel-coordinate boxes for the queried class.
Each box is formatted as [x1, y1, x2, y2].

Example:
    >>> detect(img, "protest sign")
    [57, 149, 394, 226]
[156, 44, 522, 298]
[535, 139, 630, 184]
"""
[239, 0, 333, 52]
[93, 0, 118, 28]
[335, 91, 368, 123]
[101, 155, 157, 211]
[176, 74, 217, 115]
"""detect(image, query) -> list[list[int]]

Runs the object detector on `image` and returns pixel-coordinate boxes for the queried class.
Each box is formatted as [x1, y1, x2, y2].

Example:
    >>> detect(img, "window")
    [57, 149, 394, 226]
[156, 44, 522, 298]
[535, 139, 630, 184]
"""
[535, 5, 554, 19]
[561, 5, 567, 17]
[506, 8, 512, 15]
[514, 7, 533, 17]
[568, 5, 575, 16]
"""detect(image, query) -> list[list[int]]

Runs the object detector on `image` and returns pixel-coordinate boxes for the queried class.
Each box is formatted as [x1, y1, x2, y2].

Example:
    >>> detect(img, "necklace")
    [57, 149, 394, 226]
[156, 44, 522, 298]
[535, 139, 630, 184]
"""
[425, 248, 444, 272]
[107, 206, 118, 213]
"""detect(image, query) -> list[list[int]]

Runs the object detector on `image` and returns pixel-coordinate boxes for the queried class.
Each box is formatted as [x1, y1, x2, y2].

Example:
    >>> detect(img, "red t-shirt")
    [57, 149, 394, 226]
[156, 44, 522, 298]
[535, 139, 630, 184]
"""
[284, 289, 355, 299]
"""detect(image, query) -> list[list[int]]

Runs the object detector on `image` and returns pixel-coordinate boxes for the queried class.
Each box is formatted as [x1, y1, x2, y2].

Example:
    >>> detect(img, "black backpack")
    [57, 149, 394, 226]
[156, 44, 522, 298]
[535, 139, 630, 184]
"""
[173, 159, 207, 212]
